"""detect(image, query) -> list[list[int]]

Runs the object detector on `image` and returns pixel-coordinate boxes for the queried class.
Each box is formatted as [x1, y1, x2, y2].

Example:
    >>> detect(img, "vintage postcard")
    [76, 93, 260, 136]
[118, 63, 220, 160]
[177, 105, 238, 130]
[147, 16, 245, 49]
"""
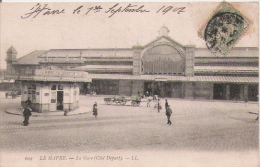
[0, 1, 258, 167]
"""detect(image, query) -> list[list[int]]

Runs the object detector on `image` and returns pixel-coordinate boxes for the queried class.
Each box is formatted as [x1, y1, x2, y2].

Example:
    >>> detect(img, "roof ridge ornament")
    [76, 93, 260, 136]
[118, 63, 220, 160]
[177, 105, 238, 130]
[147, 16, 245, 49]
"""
[158, 25, 170, 36]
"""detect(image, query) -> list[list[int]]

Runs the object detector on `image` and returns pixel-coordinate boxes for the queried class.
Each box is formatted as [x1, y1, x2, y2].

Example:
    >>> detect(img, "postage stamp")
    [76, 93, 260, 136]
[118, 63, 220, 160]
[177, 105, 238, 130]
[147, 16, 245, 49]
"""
[198, 2, 252, 56]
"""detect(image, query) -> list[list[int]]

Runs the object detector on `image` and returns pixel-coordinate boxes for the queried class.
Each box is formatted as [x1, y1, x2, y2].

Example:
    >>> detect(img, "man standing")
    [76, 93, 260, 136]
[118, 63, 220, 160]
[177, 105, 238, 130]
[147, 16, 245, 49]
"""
[165, 99, 169, 110]
[166, 105, 172, 125]
[147, 96, 152, 107]
[23, 105, 32, 126]
[93, 102, 98, 118]
[157, 98, 161, 112]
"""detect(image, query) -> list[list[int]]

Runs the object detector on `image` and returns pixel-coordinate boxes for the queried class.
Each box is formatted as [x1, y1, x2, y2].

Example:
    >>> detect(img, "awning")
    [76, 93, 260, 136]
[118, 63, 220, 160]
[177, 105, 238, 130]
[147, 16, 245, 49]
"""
[195, 66, 258, 74]
[89, 74, 259, 84]
[73, 65, 133, 70]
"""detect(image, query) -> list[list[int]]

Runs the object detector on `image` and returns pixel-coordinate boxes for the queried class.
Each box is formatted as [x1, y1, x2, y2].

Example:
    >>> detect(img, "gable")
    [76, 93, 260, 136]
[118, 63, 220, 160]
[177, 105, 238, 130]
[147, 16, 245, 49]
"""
[141, 36, 185, 58]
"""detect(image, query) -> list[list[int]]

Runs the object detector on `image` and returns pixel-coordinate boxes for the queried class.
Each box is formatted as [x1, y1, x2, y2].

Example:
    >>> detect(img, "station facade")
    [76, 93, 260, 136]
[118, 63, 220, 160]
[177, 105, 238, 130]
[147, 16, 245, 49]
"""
[5, 26, 259, 102]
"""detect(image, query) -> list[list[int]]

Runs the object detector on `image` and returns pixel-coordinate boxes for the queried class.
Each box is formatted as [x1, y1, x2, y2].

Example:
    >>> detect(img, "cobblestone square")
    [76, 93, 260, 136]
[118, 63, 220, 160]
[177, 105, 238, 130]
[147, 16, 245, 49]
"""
[0, 93, 259, 167]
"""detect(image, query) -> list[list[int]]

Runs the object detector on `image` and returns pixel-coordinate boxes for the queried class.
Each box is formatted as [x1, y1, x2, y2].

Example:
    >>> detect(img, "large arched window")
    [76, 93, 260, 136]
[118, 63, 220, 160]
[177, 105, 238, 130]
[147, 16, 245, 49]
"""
[142, 45, 184, 74]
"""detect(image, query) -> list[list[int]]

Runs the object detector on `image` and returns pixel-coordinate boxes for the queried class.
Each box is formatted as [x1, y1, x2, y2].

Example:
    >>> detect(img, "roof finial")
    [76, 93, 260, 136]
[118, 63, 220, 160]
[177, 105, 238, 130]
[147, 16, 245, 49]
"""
[158, 25, 170, 36]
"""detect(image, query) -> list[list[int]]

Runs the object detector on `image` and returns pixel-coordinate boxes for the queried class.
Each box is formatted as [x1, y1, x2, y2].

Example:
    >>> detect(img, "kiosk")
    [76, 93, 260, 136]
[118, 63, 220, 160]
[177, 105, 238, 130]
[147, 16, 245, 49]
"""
[18, 69, 91, 113]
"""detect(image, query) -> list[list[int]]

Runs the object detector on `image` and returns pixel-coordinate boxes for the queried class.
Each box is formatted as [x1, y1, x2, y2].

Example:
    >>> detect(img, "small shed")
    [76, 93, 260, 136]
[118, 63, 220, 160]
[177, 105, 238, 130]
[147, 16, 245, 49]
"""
[18, 69, 91, 112]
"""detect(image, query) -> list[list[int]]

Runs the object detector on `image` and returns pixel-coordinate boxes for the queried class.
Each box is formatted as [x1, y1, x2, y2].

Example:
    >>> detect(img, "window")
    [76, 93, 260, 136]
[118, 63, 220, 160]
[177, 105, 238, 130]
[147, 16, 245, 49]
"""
[28, 84, 36, 103]
[58, 85, 63, 90]
[51, 85, 56, 90]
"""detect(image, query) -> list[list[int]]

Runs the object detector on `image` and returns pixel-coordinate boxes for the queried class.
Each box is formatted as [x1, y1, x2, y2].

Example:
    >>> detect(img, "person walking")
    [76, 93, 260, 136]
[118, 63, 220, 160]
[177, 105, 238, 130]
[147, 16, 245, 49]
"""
[25, 97, 32, 106]
[166, 105, 172, 125]
[165, 99, 169, 110]
[23, 105, 32, 126]
[147, 96, 152, 107]
[157, 98, 161, 112]
[244, 97, 248, 107]
[93, 102, 98, 118]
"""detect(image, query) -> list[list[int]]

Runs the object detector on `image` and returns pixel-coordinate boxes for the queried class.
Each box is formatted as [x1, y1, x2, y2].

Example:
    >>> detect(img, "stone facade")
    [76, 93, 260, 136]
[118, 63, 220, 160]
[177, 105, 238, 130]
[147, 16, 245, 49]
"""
[4, 26, 259, 102]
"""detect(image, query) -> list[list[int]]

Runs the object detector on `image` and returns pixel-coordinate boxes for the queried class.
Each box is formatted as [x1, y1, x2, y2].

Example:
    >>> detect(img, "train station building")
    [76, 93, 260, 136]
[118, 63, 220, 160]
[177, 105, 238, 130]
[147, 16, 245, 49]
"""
[5, 26, 259, 106]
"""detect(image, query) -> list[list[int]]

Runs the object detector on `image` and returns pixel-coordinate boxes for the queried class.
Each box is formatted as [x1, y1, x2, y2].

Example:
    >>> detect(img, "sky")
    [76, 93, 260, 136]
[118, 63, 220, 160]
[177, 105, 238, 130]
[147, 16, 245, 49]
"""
[0, 2, 258, 69]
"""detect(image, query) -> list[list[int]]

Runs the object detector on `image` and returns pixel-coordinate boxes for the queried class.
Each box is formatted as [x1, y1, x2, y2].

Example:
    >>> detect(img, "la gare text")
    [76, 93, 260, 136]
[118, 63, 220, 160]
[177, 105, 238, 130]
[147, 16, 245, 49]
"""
[21, 3, 186, 19]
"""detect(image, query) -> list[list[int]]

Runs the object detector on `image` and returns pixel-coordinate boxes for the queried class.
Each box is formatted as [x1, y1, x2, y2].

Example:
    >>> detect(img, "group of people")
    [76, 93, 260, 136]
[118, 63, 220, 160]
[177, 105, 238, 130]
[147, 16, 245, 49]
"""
[22, 94, 172, 126]
[147, 96, 172, 125]
[157, 99, 172, 125]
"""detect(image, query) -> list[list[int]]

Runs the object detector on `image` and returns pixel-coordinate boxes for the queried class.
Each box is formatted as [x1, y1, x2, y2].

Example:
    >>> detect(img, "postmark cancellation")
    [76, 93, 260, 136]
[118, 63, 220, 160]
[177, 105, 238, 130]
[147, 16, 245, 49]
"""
[198, 2, 252, 56]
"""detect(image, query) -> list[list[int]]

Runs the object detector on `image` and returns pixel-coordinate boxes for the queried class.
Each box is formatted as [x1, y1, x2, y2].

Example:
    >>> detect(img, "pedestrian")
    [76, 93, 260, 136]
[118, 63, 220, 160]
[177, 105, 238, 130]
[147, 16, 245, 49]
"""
[165, 99, 169, 110]
[25, 97, 32, 106]
[64, 109, 68, 116]
[137, 91, 141, 98]
[23, 105, 32, 126]
[245, 97, 248, 107]
[147, 96, 152, 107]
[93, 102, 98, 118]
[166, 105, 172, 125]
[157, 98, 161, 112]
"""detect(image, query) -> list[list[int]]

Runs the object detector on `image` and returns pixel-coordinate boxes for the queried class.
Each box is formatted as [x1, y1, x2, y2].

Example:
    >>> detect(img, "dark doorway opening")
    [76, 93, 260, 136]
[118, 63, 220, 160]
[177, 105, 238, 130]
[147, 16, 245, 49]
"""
[230, 84, 240, 100]
[163, 82, 172, 97]
[153, 82, 161, 97]
[213, 84, 225, 100]
[144, 82, 152, 96]
[248, 85, 258, 101]
[57, 91, 63, 110]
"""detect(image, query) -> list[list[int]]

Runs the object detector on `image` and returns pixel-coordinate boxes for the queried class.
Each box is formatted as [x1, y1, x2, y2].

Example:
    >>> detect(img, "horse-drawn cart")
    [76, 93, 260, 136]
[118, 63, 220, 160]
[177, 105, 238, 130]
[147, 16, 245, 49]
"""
[131, 96, 141, 106]
[104, 96, 141, 106]
[5, 91, 17, 99]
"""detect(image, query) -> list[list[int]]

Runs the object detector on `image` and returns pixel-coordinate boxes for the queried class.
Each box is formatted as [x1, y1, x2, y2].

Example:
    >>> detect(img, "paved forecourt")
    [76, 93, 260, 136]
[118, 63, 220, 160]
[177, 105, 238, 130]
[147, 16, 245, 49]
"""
[0, 93, 258, 167]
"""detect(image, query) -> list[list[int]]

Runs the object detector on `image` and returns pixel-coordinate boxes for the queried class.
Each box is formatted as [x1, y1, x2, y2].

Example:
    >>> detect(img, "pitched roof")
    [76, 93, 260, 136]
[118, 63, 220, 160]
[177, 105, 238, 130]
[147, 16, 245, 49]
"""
[143, 35, 185, 48]
[195, 47, 259, 57]
[43, 48, 133, 58]
[6, 46, 17, 54]
[13, 50, 47, 65]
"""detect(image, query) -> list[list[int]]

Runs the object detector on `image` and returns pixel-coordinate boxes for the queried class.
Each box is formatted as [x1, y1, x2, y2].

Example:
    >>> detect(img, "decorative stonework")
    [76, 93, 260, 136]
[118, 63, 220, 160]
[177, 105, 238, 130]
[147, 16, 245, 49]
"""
[185, 45, 196, 77]
[133, 49, 142, 75]
[158, 26, 170, 36]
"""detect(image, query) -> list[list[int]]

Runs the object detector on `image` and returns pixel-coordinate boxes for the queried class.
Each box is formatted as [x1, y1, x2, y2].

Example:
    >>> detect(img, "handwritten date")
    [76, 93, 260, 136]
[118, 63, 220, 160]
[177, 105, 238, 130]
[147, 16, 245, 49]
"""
[21, 3, 186, 19]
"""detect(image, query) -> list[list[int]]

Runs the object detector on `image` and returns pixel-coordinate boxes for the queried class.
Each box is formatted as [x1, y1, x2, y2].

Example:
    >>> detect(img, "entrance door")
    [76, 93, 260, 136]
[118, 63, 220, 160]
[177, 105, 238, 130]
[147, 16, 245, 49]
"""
[213, 84, 225, 100]
[248, 84, 258, 101]
[50, 91, 57, 111]
[57, 91, 63, 110]
[230, 84, 240, 100]
[153, 82, 162, 97]
[144, 82, 152, 96]
[172, 82, 182, 98]
[163, 82, 172, 97]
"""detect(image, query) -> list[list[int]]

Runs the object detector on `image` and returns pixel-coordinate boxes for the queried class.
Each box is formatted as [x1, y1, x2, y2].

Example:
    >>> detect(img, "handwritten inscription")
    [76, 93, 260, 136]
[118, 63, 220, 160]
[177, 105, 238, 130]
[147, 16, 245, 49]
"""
[105, 3, 149, 18]
[156, 6, 185, 15]
[21, 3, 186, 19]
[21, 3, 65, 19]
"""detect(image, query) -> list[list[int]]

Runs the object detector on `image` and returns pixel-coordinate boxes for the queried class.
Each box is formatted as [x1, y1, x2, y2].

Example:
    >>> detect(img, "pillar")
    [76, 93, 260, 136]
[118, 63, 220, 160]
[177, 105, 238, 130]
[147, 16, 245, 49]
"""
[185, 45, 196, 77]
[244, 84, 248, 101]
[132, 47, 142, 75]
[184, 82, 194, 99]
[226, 84, 230, 100]
[209, 83, 214, 100]
[239, 85, 244, 100]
